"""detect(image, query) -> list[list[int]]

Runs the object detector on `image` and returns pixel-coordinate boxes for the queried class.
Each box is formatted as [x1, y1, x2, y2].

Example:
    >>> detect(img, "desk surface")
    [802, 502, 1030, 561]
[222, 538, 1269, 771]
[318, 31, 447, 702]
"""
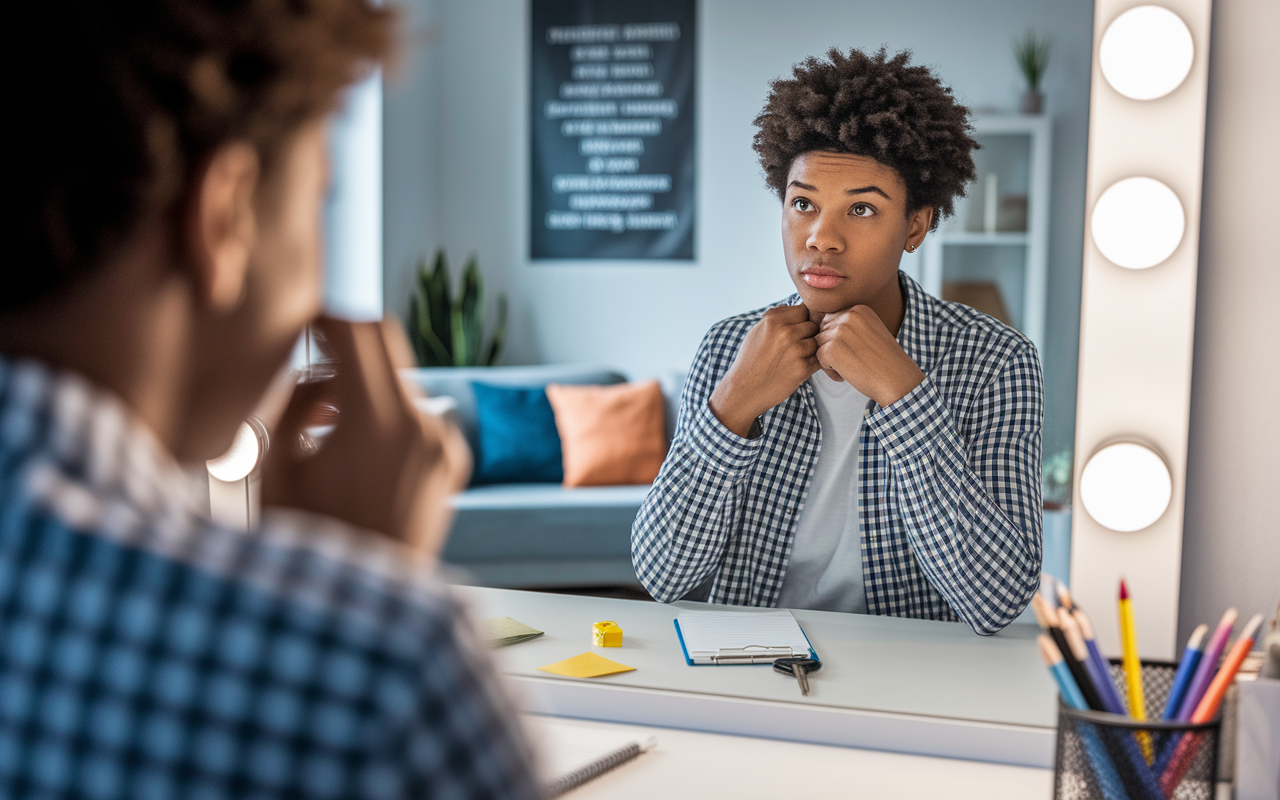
[527, 715, 1055, 799]
[462, 587, 1061, 766]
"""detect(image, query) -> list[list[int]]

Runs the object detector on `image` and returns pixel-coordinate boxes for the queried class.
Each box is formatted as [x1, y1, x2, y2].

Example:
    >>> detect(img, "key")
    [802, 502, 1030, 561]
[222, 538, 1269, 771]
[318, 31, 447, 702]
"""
[773, 657, 821, 696]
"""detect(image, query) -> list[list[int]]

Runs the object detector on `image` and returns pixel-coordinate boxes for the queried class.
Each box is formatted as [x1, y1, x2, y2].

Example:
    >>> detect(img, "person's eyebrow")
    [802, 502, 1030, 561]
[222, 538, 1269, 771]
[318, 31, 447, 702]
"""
[846, 185, 891, 200]
[786, 180, 892, 201]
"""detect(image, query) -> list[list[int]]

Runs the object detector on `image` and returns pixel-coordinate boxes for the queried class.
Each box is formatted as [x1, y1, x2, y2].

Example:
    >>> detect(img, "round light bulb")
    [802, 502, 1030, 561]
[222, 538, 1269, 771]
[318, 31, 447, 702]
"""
[1080, 442, 1172, 532]
[1091, 177, 1185, 269]
[207, 419, 267, 482]
[1099, 6, 1194, 101]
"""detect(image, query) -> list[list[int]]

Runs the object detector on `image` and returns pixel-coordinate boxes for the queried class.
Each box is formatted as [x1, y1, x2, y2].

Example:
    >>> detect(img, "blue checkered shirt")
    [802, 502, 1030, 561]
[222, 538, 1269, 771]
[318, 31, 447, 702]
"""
[633, 273, 1043, 634]
[0, 356, 542, 798]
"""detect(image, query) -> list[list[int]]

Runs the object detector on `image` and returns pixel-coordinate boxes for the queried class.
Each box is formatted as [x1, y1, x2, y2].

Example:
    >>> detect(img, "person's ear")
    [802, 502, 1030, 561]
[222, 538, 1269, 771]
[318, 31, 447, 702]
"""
[186, 142, 260, 312]
[904, 206, 934, 253]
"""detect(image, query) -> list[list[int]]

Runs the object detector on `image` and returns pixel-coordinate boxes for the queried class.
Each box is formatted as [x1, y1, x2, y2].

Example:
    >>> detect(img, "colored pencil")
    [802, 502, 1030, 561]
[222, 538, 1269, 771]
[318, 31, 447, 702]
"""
[1190, 613, 1263, 722]
[1062, 607, 1166, 799]
[1033, 594, 1106, 711]
[1161, 624, 1208, 720]
[1055, 580, 1076, 612]
[1038, 636, 1128, 800]
[1160, 613, 1265, 794]
[1153, 609, 1237, 772]
[1173, 608, 1237, 721]
[1060, 608, 1125, 715]
[1117, 579, 1152, 761]
[1075, 608, 1128, 716]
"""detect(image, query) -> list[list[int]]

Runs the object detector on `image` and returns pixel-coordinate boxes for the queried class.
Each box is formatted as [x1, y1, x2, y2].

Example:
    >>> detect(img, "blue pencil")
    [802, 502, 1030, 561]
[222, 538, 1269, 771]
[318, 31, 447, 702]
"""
[1040, 636, 1128, 800]
[1074, 608, 1128, 715]
[1162, 624, 1208, 719]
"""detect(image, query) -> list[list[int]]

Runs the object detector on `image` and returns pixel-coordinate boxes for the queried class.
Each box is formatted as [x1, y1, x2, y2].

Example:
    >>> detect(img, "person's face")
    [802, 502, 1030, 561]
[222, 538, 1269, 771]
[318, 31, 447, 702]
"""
[782, 151, 927, 315]
[185, 120, 328, 460]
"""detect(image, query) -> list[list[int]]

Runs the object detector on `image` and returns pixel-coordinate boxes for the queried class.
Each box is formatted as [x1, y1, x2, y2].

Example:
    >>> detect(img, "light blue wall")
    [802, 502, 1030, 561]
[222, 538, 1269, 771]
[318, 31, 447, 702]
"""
[383, 0, 1094, 459]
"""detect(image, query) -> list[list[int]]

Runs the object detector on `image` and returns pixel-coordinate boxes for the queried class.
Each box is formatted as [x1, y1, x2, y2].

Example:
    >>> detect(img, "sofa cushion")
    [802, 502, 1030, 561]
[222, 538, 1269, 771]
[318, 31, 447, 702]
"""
[546, 381, 668, 487]
[401, 364, 627, 455]
[471, 382, 563, 485]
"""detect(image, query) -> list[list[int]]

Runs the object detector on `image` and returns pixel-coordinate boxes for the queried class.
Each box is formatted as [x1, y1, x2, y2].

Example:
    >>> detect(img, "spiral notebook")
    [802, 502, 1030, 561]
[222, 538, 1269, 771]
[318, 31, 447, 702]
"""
[674, 609, 818, 665]
[534, 722, 657, 797]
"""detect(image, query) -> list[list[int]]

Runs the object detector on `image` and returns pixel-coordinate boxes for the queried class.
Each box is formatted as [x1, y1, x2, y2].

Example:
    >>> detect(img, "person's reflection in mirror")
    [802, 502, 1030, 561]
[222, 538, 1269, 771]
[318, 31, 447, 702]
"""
[0, 1, 539, 796]
[634, 48, 1043, 635]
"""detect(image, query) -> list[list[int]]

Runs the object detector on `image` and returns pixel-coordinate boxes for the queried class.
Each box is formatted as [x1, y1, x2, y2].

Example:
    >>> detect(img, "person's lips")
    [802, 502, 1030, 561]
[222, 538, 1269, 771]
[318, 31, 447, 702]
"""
[800, 266, 846, 290]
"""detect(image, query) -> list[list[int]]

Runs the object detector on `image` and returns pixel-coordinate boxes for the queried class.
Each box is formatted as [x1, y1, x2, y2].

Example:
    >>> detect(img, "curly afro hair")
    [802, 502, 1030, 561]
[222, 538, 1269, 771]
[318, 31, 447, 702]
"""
[753, 47, 978, 231]
[7, 0, 393, 312]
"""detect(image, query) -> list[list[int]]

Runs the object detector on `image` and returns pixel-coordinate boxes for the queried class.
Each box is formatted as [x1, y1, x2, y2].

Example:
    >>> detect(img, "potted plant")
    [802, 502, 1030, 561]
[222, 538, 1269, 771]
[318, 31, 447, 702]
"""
[408, 249, 508, 367]
[1013, 30, 1052, 114]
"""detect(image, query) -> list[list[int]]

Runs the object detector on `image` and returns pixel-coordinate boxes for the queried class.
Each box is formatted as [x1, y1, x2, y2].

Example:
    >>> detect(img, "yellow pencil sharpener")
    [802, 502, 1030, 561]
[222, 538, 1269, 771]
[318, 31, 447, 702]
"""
[592, 620, 623, 647]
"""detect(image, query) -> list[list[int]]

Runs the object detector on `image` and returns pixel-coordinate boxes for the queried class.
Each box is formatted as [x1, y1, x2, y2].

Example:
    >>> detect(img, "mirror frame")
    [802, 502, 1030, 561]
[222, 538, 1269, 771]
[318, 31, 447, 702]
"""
[1070, 0, 1213, 659]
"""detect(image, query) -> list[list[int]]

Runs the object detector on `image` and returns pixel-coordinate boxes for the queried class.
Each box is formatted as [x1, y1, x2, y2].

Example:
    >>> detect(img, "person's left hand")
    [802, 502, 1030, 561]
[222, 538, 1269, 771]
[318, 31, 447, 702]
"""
[815, 305, 926, 408]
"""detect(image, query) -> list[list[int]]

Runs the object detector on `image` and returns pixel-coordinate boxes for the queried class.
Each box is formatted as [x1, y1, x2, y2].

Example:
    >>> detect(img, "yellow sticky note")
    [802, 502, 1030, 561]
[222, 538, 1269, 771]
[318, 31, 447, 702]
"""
[536, 652, 636, 678]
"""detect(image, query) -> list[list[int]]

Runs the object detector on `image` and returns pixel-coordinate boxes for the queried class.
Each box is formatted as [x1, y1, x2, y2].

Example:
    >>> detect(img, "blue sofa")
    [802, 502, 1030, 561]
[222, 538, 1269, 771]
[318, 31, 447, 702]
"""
[402, 364, 682, 589]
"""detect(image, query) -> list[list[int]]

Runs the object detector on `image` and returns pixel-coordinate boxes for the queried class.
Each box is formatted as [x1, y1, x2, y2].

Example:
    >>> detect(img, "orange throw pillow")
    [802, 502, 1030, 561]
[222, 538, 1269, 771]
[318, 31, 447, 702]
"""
[545, 380, 668, 487]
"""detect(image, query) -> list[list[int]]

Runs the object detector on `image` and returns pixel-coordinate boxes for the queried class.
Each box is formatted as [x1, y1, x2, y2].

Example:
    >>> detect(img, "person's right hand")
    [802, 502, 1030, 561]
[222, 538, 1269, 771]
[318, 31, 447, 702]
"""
[260, 317, 471, 560]
[708, 303, 820, 438]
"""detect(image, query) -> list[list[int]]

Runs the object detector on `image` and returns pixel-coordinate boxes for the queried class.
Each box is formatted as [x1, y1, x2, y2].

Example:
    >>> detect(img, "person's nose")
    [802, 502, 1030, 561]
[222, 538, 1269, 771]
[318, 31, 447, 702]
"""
[806, 210, 845, 254]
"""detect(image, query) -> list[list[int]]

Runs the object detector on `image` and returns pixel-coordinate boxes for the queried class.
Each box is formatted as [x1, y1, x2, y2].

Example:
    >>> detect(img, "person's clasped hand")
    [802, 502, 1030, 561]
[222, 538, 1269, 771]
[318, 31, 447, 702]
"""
[710, 301, 928, 438]
[261, 317, 471, 560]
[814, 305, 925, 407]
[709, 303, 821, 438]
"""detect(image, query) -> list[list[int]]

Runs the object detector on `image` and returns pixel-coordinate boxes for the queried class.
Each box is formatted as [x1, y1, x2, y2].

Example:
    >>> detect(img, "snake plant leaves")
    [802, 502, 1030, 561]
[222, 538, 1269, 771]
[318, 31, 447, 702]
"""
[408, 249, 507, 367]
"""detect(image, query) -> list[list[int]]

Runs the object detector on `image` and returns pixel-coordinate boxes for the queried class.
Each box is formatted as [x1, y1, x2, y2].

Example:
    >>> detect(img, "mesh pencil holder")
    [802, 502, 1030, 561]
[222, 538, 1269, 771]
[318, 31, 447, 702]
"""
[1053, 660, 1222, 800]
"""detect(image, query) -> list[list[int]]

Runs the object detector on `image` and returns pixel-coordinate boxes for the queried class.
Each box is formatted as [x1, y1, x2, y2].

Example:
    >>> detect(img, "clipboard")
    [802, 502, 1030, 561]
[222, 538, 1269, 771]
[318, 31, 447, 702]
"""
[674, 610, 820, 665]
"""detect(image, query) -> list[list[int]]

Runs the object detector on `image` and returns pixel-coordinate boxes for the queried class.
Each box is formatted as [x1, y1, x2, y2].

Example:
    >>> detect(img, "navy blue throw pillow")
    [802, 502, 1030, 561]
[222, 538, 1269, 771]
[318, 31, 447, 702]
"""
[470, 382, 564, 485]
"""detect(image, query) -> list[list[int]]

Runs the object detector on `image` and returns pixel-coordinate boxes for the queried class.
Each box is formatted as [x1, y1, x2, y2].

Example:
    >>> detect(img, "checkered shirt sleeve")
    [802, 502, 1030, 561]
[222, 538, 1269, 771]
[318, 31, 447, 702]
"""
[630, 305, 778, 605]
[632, 273, 1043, 633]
[0, 357, 543, 799]
[863, 341, 1043, 633]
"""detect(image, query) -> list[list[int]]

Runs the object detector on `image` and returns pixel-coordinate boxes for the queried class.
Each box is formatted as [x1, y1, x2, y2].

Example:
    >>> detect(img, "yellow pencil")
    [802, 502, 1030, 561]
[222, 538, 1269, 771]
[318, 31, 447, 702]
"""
[1118, 578, 1152, 761]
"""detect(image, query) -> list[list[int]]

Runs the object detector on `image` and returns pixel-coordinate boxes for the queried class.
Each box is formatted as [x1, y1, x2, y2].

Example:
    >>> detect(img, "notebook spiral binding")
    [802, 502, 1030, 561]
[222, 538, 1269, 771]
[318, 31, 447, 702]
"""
[545, 742, 643, 798]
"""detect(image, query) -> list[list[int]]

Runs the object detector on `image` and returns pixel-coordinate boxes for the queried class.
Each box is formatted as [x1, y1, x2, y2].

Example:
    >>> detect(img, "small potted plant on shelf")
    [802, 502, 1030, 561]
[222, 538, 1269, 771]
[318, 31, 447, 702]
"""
[407, 249, 507, 367]
[1013, 30, 1052, 114]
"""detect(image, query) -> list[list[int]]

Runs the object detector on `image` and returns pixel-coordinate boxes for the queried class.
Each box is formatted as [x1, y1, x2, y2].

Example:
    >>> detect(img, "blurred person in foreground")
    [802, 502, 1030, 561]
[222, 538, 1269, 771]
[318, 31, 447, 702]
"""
[0, 2, 541, 797]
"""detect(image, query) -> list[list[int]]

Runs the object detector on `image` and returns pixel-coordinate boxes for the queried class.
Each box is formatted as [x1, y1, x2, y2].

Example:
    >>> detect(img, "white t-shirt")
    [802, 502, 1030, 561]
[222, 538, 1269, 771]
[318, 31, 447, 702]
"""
[776, 371, 870, 613]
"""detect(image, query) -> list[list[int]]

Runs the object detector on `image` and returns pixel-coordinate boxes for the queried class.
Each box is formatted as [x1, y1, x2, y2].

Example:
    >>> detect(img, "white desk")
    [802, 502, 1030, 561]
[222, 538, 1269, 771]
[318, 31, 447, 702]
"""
[526, 714, 1054, 799]
[462, 587, 1060, 768]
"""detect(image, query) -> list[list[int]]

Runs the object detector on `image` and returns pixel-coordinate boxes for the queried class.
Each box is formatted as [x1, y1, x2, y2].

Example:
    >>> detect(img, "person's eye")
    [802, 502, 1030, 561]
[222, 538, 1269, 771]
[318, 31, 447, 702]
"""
[851, 203, 876, 217]
[791, 197, 814, 212]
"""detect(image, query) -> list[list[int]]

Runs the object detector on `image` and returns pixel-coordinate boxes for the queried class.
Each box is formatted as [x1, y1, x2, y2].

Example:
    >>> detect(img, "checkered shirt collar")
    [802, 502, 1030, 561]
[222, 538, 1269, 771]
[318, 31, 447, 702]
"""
[0, 354, 202, 525]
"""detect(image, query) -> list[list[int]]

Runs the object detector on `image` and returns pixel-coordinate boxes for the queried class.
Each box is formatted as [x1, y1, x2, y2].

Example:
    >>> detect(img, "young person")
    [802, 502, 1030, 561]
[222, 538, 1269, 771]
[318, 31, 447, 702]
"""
[633, 48, 1044, 635]
[1, 2, 540, 796]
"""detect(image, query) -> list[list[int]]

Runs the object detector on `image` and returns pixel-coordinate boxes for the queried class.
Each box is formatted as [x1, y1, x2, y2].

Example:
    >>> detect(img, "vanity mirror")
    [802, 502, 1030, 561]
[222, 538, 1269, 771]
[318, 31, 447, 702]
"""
[369, 0, 1209, 656]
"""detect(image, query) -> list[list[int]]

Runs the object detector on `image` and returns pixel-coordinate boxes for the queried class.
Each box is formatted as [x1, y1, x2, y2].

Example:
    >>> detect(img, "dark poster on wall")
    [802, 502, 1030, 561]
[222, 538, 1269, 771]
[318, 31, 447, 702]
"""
[530, 0, 696, 260]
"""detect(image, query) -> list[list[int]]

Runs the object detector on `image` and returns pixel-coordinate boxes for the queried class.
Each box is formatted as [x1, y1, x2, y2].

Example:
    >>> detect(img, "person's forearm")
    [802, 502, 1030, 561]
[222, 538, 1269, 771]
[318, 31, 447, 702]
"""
[708, 379, 762, 439]
[632, 443, 742, 602]
[869, 375, 1042, 634]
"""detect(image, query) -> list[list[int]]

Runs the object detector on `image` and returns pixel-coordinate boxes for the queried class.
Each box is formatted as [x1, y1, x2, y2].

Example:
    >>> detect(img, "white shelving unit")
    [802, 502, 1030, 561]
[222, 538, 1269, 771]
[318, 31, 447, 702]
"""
[904, 114, 1052, 356]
